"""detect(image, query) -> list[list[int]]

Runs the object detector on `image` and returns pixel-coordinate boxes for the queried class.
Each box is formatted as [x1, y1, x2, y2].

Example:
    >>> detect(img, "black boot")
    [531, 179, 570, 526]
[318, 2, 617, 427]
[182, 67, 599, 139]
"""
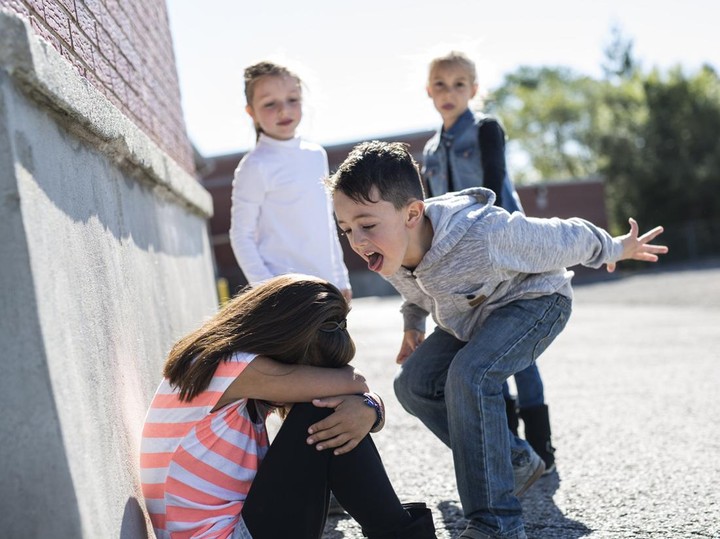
[363, 502, 437, 538]
[520, 404, 555, 474]
[505, 396, 519, 437]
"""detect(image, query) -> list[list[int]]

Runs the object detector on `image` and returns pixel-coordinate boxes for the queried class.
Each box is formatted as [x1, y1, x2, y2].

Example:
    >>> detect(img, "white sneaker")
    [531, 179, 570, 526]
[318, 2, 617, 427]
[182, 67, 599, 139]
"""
[513, 448, 545, 496]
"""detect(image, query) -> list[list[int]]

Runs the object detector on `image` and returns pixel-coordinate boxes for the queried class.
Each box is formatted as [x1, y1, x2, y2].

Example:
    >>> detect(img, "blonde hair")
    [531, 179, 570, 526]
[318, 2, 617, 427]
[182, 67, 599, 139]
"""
[428, 51, 477, 85]
[243, 61, 302, 139]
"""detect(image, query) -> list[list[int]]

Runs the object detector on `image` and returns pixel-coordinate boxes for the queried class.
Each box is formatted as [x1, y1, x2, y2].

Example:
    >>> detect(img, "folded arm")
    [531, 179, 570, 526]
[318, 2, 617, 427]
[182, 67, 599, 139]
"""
[215, 355, 368, 410]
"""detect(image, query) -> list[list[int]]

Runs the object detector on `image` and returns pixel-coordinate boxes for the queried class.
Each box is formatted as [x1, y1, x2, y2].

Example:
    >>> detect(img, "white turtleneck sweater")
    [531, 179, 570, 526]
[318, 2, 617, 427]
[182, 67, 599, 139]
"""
[230, 134, 351, 291]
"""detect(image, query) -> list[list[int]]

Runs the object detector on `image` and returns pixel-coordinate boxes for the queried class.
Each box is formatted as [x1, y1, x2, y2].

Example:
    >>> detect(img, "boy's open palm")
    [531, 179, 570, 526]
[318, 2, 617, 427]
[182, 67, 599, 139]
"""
[607, 218, 668, 272]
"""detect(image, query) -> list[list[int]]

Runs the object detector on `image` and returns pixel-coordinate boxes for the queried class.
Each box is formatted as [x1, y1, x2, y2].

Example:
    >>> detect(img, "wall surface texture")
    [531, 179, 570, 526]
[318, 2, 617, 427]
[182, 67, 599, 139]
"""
[0, 0, 194, 173]
[0, 7, 216, 539]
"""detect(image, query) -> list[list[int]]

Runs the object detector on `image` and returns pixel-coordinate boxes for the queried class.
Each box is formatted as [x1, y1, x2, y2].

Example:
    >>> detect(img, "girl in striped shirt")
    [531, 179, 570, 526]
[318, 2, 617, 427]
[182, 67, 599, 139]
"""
[140, 274, 436, 538]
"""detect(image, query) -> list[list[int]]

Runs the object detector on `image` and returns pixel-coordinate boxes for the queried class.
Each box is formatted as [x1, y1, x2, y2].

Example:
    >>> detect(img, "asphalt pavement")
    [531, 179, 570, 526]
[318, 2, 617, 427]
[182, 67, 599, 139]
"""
[322, 260, 720, 539]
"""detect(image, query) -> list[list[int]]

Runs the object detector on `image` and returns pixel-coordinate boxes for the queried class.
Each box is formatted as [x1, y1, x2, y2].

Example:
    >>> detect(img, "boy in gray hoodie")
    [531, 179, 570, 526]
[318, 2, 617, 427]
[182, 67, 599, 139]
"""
[325, 141, 667, 539]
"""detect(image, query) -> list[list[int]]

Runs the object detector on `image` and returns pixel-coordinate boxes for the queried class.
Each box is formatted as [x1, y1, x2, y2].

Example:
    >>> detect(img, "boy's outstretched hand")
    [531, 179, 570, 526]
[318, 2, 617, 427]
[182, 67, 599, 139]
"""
[607, 218, 668, 273]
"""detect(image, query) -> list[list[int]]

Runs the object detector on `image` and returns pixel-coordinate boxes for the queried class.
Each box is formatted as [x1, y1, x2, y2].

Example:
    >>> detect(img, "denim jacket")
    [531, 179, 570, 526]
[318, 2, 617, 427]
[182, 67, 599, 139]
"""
[422, 111, 524, 214]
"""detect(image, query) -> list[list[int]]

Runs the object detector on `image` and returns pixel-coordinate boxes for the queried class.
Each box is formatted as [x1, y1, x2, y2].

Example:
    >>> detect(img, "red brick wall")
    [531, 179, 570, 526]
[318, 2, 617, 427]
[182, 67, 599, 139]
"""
[1, 0, 195, 174]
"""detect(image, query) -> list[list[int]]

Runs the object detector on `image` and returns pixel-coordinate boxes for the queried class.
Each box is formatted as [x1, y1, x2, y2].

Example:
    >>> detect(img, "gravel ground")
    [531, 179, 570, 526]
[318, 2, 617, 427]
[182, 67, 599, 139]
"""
[322, 260, 720, 538]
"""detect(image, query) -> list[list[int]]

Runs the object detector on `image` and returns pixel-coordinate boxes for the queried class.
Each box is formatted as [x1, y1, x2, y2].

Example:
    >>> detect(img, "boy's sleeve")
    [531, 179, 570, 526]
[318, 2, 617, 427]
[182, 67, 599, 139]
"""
[400, 300, 428, 334]
[488, 214, 624, 273]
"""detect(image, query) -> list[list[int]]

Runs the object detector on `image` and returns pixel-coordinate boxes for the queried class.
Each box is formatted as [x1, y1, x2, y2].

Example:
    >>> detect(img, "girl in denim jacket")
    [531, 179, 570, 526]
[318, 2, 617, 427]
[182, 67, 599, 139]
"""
[422, 51, 556, 474]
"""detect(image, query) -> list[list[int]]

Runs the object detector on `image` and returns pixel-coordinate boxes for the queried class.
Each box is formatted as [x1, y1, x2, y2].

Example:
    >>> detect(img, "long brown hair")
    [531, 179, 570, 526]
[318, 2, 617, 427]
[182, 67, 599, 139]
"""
[163, 274, 354, 401]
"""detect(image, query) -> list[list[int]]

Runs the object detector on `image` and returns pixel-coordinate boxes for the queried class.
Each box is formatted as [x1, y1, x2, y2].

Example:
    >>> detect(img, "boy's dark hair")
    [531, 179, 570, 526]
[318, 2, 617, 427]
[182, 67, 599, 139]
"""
[326, 141, 426, 209]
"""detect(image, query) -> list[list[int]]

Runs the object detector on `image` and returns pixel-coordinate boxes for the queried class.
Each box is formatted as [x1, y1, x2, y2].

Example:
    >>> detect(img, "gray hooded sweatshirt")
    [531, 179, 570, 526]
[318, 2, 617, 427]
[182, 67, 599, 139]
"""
[386, 187, 624, 341]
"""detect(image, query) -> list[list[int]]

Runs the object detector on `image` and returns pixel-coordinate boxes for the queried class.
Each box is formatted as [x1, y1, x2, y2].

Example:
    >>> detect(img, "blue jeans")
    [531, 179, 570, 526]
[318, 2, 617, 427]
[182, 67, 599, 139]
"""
[394, 294, 571, 537]
[503, 363, 544, 409]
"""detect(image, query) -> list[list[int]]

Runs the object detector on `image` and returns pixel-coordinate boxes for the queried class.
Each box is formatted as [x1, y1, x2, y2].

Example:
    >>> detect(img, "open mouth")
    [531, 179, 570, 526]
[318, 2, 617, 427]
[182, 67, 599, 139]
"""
[366, 252, 383, 272]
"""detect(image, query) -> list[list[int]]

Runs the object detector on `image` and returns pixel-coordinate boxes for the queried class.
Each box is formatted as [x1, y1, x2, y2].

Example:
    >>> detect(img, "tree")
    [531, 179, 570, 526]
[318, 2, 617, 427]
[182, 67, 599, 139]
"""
[490, 28, 720, 260]
[600, 65, 720, 255]
[601, 24, 637, 80]
[489, 66, 605, 183]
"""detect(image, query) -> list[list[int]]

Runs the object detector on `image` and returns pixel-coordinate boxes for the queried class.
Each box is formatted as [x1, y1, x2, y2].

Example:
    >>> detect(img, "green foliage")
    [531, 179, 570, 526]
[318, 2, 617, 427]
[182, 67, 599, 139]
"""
[489, 66, 606, 183]
[600, 65, 720, 236]
[601, 65, 720, 256]
[489, 34, 720, 258]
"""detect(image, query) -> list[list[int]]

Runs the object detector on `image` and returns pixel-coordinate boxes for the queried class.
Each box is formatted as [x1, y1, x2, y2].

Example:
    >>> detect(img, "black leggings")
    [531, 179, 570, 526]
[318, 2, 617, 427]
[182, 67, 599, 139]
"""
[241, 402, 412, 538]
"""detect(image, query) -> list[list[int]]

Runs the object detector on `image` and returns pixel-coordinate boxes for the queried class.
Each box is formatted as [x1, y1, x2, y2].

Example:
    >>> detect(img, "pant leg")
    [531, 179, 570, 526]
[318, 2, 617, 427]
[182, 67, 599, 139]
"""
[446, 294, 571, 537]
[241, 403, 410, 539]
[392, 319, 547, 470]
[328, 435, 412, 535]
[513, 363, 545, 409]
[502, 380, 512, 399]
[393, 327, 465, 447]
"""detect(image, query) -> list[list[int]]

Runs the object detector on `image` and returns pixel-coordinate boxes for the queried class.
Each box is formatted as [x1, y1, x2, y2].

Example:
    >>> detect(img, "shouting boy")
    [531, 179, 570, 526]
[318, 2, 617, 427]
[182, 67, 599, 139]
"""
[325, 141, 667, 539]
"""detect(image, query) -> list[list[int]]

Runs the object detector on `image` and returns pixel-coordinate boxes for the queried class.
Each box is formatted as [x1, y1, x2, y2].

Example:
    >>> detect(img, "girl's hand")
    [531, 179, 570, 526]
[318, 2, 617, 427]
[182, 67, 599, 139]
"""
[341, 288, 353, 304]
[396, 330, 425, 364]
[306, 395, 375, 455]
[607, 218, 668, 272]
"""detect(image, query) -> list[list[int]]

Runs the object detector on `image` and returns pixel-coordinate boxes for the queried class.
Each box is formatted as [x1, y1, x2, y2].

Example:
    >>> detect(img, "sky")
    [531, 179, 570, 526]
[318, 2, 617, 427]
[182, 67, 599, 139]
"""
[167, 0, 720, 158]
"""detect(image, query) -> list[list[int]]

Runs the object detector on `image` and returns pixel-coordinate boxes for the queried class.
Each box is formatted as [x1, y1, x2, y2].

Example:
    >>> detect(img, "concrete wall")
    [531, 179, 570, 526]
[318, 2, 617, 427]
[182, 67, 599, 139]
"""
[0, 10, 217, 539]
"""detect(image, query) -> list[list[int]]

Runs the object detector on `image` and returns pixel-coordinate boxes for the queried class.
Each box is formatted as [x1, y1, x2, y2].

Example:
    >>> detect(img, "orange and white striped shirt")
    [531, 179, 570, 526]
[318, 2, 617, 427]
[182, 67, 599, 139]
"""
[140, 352, 269, 539]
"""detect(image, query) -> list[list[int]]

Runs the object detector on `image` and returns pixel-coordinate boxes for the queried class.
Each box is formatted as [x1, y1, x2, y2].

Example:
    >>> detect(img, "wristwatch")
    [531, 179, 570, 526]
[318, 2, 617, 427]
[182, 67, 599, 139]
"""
[362, 392, 384, 432]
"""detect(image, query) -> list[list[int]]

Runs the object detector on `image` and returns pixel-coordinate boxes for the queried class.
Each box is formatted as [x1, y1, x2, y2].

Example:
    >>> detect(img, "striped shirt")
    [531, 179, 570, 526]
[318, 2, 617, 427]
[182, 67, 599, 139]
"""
[140, 352, 269, 539]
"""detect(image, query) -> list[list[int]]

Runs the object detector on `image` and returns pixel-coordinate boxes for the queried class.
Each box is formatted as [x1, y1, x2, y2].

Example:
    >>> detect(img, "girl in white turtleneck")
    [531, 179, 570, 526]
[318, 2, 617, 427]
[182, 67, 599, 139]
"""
[230, 61, 351, 302]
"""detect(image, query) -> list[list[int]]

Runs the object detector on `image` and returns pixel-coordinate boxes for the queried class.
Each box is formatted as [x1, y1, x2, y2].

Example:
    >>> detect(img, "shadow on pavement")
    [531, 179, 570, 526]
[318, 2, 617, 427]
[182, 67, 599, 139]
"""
[321, 474, 594, 538]
[432, 474, 592, 538]
[522, 472, 592, 539]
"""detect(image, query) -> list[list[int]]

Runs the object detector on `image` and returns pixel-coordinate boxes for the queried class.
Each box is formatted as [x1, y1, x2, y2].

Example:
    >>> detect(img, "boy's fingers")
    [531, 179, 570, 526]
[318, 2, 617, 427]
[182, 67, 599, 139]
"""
[638, 226, 664, 243]
[628, 217, 639, 236]
[644, 244, 668, 254]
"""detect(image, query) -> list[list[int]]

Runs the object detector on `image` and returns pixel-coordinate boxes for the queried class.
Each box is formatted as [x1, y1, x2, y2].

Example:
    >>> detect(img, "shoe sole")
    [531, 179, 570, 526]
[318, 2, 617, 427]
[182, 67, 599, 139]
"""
[515, 459, 546, 497]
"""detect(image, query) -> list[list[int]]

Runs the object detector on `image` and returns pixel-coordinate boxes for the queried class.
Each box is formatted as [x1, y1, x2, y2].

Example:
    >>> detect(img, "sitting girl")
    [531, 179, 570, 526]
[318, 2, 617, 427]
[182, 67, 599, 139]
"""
[140, 274, 436, 538]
